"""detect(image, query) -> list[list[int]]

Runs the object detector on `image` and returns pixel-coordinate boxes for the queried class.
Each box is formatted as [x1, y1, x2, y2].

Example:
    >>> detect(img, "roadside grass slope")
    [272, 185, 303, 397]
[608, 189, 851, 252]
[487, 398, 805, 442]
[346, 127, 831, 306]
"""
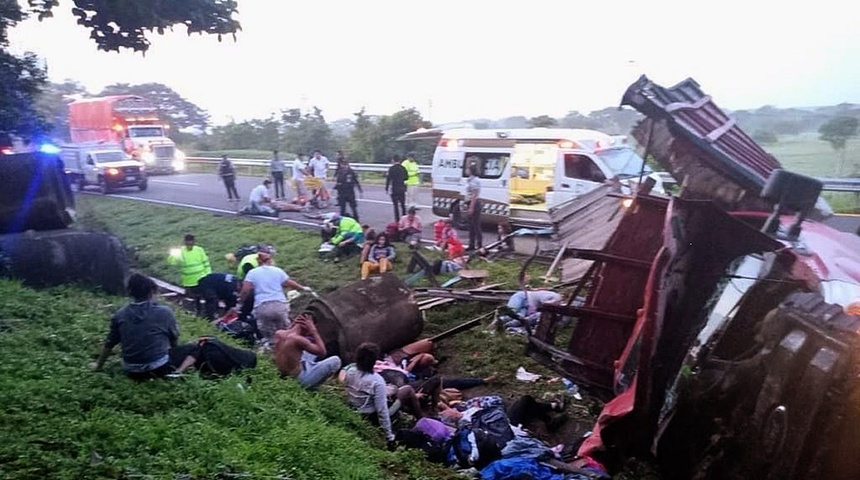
[0, 280, 447, 480]
[0, 195, 579, 478]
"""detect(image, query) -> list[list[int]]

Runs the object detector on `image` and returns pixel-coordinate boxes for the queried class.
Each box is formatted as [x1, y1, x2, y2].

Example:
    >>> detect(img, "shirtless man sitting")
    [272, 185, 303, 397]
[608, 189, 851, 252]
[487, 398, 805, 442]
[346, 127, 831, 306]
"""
[273, 313, 341, 389]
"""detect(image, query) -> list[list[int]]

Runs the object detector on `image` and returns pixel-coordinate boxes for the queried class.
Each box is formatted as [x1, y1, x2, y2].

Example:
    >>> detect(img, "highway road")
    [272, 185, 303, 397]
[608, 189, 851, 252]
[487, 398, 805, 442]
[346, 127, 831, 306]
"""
[84, 172, 860, 236]
[85, 173, 445, 232]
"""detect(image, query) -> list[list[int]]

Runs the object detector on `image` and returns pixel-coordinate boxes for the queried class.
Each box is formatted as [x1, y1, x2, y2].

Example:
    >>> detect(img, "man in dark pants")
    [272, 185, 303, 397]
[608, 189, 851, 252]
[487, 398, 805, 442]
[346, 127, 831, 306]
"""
[269, 150, 286, 199]
[197, 272, 241, 320]
[466, 163, 483, 251]
[386, 154, 407, 221]
[334, 159, 363, 220]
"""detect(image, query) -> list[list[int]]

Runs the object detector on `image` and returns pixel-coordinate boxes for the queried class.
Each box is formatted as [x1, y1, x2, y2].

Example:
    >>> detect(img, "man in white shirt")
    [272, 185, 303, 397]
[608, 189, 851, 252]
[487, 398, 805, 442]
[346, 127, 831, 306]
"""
[248, 178, 277, 216]
[292, 154, 309, 202]
[307, 150, 330, 204]
[238, 252, 312, 346]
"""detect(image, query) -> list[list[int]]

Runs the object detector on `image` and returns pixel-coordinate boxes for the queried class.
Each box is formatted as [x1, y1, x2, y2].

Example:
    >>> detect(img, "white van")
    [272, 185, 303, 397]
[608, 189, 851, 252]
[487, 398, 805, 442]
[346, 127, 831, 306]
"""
[61, 144, 147, 193]
[404, 128, 662, 227]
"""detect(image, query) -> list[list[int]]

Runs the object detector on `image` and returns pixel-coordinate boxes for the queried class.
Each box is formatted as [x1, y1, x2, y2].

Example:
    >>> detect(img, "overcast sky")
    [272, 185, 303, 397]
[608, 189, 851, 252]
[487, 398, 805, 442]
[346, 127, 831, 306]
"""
[8, 0, 859, 126]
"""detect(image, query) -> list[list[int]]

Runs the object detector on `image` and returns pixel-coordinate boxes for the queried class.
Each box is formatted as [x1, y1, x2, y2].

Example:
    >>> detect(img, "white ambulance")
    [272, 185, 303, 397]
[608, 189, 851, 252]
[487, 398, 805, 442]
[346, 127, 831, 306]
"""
[402, 127, 662, 227]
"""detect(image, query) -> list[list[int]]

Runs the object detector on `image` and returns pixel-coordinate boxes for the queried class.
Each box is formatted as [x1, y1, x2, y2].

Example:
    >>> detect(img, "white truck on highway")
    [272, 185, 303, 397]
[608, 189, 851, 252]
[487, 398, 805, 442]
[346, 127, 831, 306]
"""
[61, 143, 148, 193]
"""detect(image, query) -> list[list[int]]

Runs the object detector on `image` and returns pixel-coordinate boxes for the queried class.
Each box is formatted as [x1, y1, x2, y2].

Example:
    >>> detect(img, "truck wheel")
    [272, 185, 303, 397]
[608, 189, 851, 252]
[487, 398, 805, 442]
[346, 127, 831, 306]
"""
[138, 179, 148, 191]
[451, 201, 471, 230]
[98, 176, 112, 195]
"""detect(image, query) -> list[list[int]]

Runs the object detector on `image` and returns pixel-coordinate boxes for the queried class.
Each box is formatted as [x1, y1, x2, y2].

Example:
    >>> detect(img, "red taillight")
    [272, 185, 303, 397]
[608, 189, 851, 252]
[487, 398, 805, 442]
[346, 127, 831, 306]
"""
[438, 138, 448, 147]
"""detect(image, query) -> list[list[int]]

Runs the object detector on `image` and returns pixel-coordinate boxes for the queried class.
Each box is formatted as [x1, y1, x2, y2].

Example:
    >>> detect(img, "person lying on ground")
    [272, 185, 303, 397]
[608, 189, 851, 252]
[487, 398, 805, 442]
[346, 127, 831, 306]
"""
[384, 338, 438, 375]
[438, 394, 567, 432]
[361, 233, 396, 280]
[502, 287, 563, 330]
[90, 273, 197, 380]
[339, 342, 400, 446]
[272, 314, 341, 389]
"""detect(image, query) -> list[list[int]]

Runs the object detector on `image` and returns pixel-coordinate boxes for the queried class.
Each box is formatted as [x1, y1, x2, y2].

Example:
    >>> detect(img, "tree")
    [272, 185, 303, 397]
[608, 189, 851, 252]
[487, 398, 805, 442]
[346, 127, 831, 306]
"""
[35, 80, 88, 141]
[1, 1, 240, 140]
[281, 106, 334, 156]
[27, 0, 241, 53]
[819, 116, 859, 174]
[98, 83, 210, 131]
[752, 129, 778, 145]
[347, 107, 432, 163]
[528, 115, 558, 128]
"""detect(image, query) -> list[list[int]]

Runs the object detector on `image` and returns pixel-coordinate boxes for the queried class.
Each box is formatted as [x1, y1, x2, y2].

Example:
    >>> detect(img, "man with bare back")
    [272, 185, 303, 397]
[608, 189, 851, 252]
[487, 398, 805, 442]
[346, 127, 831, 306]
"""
[273, 313, 341, 389]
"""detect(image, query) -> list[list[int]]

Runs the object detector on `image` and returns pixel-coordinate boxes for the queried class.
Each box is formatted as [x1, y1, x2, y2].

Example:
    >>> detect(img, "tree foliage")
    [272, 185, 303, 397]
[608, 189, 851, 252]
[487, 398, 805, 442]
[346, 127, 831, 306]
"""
[98, 83, 210, 131]
[819, 116, 859, 151]
[1, 0, 240, 139]
[347, 107, 432, 163]
[27, 0, 241, 53]
[34, 79, 87, 141]
[528, 115, 558, 128]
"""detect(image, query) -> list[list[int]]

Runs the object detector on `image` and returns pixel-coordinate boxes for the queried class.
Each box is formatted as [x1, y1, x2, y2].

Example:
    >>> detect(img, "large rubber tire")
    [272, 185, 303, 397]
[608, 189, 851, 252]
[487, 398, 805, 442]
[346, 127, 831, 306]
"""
[0, 230, 130, 295]
[138, 179, 148, 191]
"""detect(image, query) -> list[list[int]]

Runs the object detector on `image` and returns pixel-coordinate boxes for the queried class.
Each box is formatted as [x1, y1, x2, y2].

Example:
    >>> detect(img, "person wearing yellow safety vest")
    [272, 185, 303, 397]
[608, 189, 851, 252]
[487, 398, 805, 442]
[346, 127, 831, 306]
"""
[167, 233, 212, 315]
[402, 152, 420, 206]
[327, 214, 365, 263]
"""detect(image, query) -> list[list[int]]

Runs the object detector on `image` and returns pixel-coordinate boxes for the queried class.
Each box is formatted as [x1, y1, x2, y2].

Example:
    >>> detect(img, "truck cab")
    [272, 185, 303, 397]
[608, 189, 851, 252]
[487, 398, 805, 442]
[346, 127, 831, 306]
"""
[61, 144, 147, 193]
[123, 124, 185, 174]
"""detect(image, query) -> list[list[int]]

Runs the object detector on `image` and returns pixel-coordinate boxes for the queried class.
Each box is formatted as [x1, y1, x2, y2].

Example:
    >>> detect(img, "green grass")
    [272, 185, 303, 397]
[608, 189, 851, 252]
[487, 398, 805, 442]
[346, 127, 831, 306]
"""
[0, 279, 448, 480]
[0, 196, 576, 479]
[763, 132, 860, 177]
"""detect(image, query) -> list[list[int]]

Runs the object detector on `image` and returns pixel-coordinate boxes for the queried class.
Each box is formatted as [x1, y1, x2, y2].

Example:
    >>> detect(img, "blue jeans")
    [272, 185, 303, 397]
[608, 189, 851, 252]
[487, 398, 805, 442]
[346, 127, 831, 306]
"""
[296, 352, 342, 389]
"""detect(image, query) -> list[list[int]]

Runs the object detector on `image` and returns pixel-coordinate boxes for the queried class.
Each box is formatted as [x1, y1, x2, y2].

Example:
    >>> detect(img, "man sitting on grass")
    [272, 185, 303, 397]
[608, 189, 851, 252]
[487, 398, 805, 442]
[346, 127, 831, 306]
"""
[272, 313, 341, 389]
[90, 273, 197, 380]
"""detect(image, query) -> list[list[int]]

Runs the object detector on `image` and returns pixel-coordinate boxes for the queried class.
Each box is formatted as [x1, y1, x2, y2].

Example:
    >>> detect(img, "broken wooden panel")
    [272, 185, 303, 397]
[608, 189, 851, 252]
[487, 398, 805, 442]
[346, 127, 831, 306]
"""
[302, 273, 422, 363]
[548, 184, 629, 283]
[530, 190, 669, 390]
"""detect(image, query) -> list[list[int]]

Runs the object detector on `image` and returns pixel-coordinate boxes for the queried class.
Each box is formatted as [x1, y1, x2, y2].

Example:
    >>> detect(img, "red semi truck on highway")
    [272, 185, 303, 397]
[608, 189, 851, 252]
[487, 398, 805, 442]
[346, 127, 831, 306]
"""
[67, 95, 185, 174]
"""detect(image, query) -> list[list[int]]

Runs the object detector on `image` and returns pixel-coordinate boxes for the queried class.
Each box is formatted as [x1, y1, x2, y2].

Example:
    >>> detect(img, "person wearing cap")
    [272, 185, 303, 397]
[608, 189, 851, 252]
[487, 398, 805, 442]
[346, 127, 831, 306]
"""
[402, 152, 420, 206]
[238, 251, 312, 347]
[397, 206, 423, 247]
[167, 233, 212, 315]
[248, 178, 277, 216]
[328, 214, 365, 262]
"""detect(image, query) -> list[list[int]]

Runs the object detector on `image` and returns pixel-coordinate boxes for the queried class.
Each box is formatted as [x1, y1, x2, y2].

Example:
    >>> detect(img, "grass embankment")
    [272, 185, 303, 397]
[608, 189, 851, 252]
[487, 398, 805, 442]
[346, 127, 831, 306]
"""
[0, 195, 583, 478]
[0, 280, 439, 479]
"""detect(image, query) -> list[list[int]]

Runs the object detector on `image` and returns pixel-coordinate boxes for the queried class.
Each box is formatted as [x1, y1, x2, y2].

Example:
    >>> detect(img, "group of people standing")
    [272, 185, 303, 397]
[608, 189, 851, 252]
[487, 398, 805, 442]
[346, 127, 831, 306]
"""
[217, 149, 331, 207]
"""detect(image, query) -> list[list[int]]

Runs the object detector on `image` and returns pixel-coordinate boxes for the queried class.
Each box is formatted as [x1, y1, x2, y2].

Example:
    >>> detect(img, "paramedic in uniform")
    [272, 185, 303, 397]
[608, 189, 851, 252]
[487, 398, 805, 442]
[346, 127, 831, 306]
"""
[466, 162, 482, 251]
[167, 233, 212, 315]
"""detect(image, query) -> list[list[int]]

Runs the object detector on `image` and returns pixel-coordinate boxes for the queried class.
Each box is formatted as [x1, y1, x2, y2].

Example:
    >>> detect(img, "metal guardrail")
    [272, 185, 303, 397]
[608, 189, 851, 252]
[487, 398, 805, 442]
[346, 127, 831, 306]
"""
[655, 172, 859, 193]
[188, 157, 859, 192]
[186, 157, 432, 174]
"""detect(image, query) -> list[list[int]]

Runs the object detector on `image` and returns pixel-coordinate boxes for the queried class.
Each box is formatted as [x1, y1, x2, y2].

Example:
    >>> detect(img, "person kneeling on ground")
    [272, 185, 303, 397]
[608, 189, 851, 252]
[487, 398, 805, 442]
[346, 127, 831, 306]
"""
[326, 214, 365, 262]
[247, 178, 278, 216]
[361, 233, 396, 280]
[273, 314, 341, 389]
[339, 342, 408, 448]
[90, 273, 197, 380]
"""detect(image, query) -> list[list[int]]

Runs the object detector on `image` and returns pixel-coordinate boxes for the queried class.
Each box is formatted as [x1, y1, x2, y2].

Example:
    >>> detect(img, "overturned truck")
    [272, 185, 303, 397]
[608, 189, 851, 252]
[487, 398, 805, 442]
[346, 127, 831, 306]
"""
[528, 76, 860, 479]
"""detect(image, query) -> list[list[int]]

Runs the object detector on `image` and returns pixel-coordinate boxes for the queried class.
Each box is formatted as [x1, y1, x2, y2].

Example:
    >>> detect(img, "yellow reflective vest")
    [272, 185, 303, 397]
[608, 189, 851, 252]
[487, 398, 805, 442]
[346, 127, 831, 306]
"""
[403, 158, 420, 186]
[236, 253, 259, 280]
[167, 245, 211, 287]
